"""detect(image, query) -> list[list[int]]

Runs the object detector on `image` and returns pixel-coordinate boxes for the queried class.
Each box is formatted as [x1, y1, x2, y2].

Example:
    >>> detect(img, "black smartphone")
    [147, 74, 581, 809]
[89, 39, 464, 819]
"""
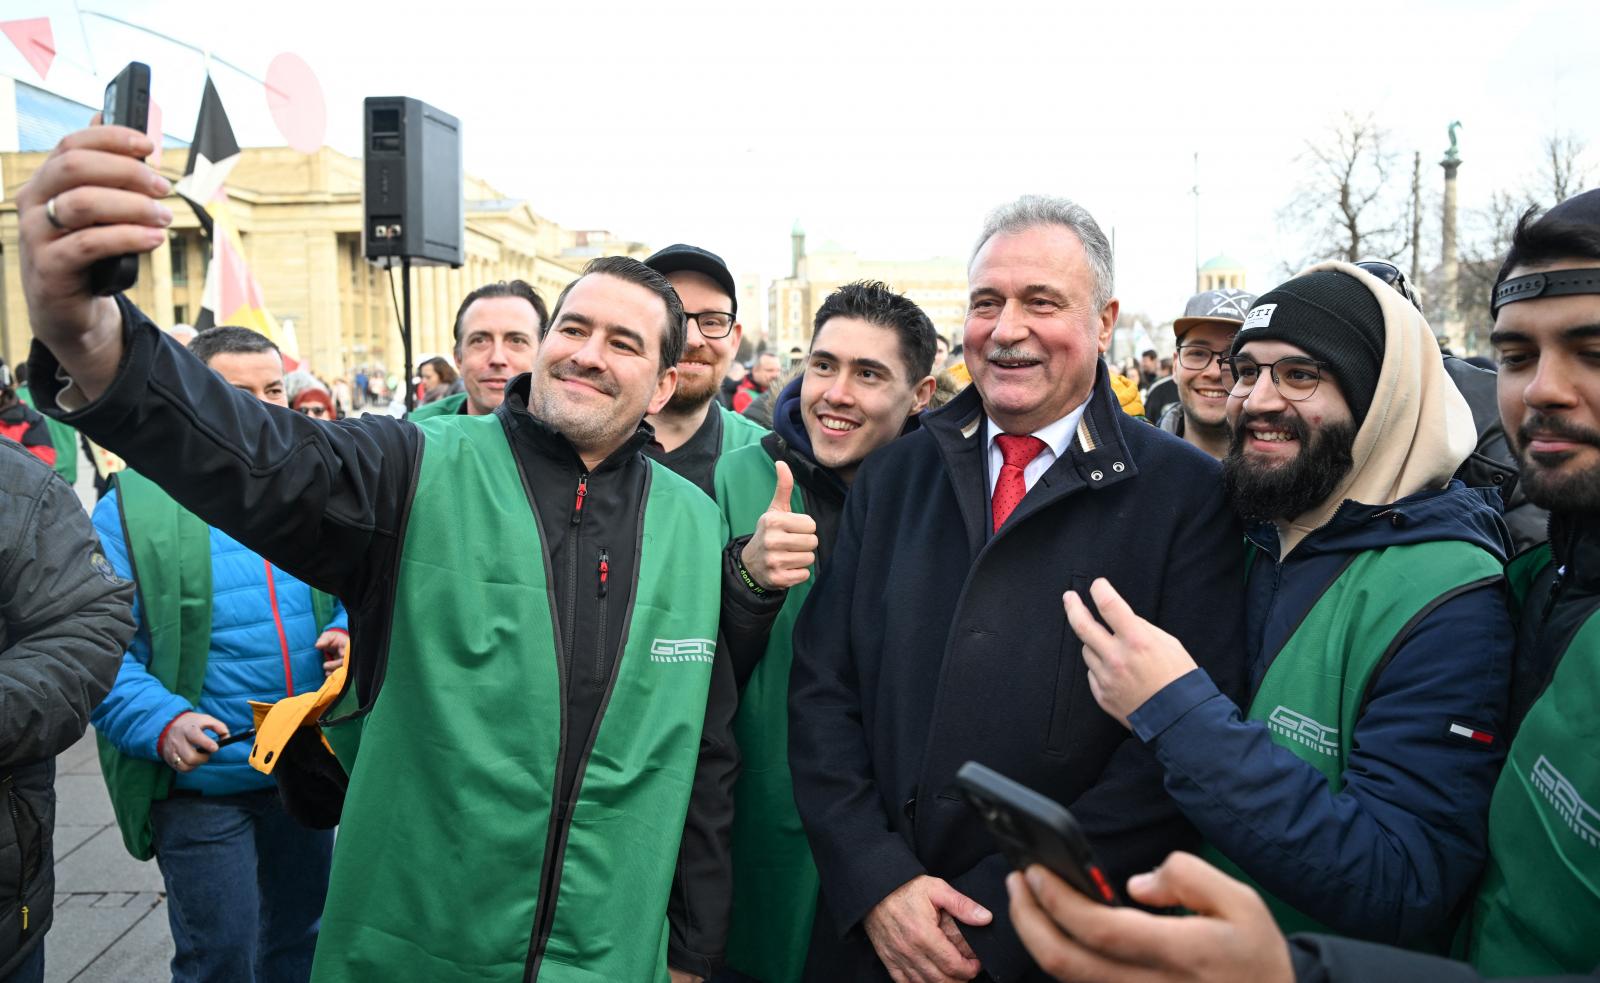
[955, 761, 1119, 904]
[88, 61, 151, 297]
[214, 728, 255, 749]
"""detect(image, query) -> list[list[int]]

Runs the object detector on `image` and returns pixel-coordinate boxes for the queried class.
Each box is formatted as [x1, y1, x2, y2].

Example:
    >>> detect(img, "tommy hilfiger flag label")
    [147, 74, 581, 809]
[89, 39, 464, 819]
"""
[1448, 722, 1496, 746]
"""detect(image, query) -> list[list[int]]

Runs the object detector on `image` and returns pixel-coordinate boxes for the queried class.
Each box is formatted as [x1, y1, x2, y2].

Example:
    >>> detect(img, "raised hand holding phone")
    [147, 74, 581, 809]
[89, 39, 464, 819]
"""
[16, 67, 171, 404]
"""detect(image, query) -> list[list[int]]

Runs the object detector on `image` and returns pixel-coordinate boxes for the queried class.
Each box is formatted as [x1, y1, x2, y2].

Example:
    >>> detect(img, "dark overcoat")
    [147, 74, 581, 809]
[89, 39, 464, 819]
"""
[789, 364, 1248, 981]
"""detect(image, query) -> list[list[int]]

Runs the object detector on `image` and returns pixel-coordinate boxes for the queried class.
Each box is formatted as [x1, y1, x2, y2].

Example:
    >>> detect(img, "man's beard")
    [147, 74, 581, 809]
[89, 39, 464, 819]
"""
[1515, 412, 1600, 512]
[665, 345, 720, 414]
[1223, 412, 1357, 523]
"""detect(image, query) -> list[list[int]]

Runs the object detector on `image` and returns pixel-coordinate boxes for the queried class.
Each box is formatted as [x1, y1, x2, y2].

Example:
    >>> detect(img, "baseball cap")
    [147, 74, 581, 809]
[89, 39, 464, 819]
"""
[1172, 288, 1257, 338]
[644, 244, 738, 317]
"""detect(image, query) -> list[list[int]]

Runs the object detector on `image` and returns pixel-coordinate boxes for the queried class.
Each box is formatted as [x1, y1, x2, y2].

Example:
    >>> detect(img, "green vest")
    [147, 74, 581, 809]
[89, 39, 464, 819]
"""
[407, 391, 468, 422]
[719, 404, 767, 457]
[15, 384, 78, 484]
[1466, 545, 1600, 975]
[713, 443, 817, 983]
[1207, 539, 1502, 941]
[100, 471, 334, 860]
[312, 414, 724, 983]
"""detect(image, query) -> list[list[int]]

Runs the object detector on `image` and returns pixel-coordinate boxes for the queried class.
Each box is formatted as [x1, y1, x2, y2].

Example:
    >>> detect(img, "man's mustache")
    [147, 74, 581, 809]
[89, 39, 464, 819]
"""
[551, 363, 620, 396]
[1519, 413, 1600, 451]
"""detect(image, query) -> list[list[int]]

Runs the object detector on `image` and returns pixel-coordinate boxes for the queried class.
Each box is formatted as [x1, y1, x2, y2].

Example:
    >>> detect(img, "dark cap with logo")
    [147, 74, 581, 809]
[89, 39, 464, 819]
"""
[644, 244, 738, 317]
[1173, 288, 1257, 338]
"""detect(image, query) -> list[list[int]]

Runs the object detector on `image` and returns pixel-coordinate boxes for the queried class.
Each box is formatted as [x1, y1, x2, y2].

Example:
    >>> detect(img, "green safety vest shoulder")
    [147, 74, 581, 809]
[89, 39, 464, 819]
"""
[312, 413, 724, 983]
[1207, 538, 1503, 943]
[713, 442, 817, 983]
[407, 391, 468, 422]
[1466, 546, 1600, 975]
[719, 404, 768, 457]
[102, 471, 334, 860]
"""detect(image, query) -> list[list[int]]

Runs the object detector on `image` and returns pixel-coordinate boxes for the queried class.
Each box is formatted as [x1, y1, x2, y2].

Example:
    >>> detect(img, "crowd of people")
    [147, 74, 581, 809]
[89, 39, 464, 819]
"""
[0, 118, 1596, 983]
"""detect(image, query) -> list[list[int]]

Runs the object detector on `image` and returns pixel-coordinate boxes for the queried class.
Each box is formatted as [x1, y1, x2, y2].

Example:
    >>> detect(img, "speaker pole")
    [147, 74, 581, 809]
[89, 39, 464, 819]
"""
[401, 255, 416, 414]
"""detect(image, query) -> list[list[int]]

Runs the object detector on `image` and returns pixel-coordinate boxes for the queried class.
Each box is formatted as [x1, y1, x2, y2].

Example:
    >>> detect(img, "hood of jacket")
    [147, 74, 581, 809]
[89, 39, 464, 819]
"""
[1277, 260, 1478, 556]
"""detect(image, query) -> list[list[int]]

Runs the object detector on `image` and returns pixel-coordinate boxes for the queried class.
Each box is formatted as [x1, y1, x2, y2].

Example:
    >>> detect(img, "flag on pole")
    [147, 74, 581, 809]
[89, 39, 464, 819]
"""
[174, 75, 239, 235]
[174, 76, 298, 364]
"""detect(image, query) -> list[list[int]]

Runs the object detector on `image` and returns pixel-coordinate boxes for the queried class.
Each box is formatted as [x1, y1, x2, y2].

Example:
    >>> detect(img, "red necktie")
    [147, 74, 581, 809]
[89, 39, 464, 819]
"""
[993, 434, 1048, 532]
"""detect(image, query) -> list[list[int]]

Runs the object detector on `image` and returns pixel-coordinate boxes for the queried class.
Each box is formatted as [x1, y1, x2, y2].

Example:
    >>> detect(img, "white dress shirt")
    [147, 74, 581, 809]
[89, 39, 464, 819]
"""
[985, 400, 1089, 499]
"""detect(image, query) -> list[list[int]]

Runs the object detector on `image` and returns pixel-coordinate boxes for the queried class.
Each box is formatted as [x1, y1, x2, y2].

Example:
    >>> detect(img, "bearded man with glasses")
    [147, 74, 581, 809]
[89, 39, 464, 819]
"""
[1060, 264, 1516, 948]
[643, 244, 768, 495]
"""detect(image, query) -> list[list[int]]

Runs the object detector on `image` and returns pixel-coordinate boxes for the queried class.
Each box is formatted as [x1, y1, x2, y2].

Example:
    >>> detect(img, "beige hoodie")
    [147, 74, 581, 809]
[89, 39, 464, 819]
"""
[1273, 261, 1478, 557]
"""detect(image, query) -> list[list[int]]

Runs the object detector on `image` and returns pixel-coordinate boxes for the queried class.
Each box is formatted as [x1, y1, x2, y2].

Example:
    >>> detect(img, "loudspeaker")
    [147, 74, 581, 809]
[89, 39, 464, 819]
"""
[363, 97, 463, 268]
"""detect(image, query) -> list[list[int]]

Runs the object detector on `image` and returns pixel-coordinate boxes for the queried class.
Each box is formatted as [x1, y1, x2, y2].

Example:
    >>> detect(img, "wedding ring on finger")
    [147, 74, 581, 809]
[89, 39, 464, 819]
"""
[44, 195, 67, 231]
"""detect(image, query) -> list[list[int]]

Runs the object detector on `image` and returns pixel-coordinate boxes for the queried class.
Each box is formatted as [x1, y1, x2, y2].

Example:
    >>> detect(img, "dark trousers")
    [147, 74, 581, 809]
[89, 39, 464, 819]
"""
[0, 942, 43, 983]
[150, 788, 334, 983]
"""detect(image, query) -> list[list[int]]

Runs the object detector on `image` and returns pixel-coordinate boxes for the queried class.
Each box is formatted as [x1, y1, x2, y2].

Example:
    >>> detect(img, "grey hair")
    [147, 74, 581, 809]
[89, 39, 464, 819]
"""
[971, 194, 1115, 311]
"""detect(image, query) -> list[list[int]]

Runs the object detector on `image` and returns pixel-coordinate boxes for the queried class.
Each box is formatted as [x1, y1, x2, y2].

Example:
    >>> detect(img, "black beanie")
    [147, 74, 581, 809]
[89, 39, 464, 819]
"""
[1230, 270, 1387, 424]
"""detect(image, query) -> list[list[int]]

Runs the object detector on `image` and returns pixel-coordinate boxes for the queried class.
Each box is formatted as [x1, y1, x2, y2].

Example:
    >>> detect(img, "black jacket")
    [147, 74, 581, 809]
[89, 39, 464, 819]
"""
[0, 441, 132, 975]
[1509, 511, 1600, 736]
[27, 297, 738, 977]
[1444, 355, 1548, 552]
[788, 366, 1247, 982]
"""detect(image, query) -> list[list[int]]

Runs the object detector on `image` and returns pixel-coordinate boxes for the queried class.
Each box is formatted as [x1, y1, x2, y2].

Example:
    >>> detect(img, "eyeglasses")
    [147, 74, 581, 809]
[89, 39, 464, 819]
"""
[1175, 344, 1229, 371]
[686, 311, 735, 339]
[1222, 355, 1329, 401]
[299, 405, 330, 418]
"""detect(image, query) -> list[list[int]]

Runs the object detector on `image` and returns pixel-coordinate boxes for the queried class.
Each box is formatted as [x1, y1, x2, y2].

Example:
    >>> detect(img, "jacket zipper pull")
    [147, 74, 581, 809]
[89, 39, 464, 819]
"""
[598, 548, 609, 598]
[572, 474, 588, 525]
[20, 905, 27, 932]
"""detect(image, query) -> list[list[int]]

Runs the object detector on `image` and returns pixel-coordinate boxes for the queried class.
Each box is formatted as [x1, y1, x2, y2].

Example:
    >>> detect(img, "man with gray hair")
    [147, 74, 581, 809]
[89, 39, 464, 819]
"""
[789, 195, 1246, 981]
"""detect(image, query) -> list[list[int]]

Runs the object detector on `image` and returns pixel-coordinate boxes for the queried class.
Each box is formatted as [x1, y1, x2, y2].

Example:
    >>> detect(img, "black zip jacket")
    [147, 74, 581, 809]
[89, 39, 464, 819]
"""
[26, 297, 737, 976]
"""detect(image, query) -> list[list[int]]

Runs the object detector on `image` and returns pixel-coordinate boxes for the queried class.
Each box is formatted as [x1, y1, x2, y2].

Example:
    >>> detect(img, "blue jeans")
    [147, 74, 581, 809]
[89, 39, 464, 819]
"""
[150, 789, 334, 983]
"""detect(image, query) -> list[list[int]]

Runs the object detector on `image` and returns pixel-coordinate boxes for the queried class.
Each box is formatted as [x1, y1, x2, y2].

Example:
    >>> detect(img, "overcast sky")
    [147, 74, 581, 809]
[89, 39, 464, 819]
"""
[9, 0, 1598, 323]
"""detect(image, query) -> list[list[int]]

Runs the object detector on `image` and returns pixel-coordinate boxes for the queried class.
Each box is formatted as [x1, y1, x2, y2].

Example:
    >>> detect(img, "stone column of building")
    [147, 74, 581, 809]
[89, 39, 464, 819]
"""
[149, 234, 175, 328]
[1439, 122, 1464, 351]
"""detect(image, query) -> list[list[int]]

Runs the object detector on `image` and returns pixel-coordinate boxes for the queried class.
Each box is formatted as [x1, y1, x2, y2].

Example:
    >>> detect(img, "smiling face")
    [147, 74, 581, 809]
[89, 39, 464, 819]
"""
[1493, 259, 1600, 513]
[965, 225, 1116, 435]
[527, 273, 677, 465]
[1174, 321, 1238, 431]
[802, 316, 934, 484]
[664, 270, 741, 414]
[456, 295, 540, 415]
[1222, 338, 1357, 522]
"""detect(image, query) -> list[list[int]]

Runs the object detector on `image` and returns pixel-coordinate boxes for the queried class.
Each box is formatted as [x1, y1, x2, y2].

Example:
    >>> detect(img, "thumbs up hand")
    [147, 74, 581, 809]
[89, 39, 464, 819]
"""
[740, 461, 819, 592]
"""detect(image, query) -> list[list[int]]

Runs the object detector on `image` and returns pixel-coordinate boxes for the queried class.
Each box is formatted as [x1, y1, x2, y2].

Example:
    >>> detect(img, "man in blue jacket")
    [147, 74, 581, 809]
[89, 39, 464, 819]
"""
[1066, 264, 1514, 947]
[91, 326, 348, 983]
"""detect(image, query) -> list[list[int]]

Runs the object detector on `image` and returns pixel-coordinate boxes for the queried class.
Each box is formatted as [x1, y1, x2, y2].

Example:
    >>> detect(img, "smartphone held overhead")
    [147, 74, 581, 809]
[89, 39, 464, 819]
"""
[88, 61, 151, 297]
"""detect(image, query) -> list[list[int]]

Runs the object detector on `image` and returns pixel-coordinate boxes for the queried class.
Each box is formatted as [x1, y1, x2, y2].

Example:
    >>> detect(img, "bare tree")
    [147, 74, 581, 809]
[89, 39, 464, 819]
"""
[1451, 130, 1594, 342]
[1278, 113, 1410, 274]
[1539, 131, 1592, 205]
